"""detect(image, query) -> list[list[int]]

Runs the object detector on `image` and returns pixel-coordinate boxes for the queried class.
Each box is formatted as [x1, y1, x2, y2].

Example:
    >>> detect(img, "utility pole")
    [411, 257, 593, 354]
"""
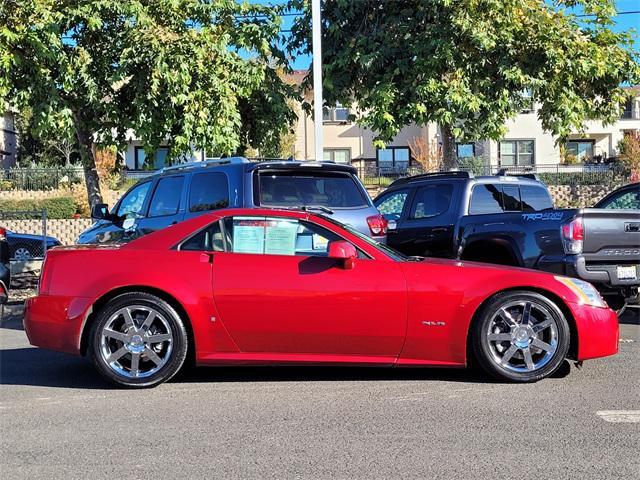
[312, 0, 323, 161]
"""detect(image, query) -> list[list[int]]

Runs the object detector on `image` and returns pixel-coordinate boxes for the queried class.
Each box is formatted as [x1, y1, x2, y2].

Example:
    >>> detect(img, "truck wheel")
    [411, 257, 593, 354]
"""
[471, 291, 570, 382]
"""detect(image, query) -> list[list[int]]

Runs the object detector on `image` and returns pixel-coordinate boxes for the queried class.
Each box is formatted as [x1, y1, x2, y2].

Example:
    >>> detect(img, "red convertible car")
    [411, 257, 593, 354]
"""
[24, 208, 618, 388]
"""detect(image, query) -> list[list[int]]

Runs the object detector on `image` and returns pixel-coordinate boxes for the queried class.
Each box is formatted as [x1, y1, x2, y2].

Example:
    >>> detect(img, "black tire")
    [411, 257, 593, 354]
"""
[88, 292, 188, 388]
[471, 291, 570, 383]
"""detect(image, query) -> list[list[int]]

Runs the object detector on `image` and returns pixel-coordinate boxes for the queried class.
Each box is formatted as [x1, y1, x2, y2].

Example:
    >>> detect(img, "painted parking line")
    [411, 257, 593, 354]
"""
[596, 410, 640, 423]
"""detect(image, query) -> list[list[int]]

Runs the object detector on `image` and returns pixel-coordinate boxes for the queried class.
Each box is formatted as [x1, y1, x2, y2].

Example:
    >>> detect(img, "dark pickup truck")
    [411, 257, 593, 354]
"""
[374, 171, 640, 312]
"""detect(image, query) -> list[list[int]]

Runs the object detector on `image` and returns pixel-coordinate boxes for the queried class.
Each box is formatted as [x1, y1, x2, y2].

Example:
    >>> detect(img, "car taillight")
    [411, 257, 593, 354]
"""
[0, 227, 5, 241]
[561, 217, 584, 254]
[367, 214, 388, 236]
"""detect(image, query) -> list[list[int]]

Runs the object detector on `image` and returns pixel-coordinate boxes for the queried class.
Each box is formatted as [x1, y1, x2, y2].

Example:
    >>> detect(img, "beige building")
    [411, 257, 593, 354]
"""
[287, 74, 640, 172]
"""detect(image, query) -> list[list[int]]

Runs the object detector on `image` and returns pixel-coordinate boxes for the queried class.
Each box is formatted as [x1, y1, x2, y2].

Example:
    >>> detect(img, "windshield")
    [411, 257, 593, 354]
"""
[320, 215, 408, 261]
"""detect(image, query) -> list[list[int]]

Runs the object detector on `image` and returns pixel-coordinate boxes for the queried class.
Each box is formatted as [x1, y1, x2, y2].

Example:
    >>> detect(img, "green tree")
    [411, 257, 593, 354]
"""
[289, 0, 639, 169]
[1, 0, 295, 206]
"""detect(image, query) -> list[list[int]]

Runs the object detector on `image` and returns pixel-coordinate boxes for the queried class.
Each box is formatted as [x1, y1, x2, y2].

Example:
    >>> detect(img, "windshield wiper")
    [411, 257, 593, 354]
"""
[300, 205, 335, 214]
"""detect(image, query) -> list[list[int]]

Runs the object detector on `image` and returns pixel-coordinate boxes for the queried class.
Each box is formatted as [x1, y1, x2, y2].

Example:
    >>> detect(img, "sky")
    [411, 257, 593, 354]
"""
[251, 0, 639, 71]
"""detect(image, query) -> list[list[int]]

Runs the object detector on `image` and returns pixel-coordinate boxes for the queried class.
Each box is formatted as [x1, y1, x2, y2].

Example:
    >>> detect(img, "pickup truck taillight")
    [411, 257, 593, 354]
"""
[561, 217, 584, 254]
[367, 214, 388, 236]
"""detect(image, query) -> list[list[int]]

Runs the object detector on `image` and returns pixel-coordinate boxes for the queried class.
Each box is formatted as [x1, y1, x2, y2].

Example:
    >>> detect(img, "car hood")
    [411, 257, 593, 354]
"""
[9, 232, 60, 244]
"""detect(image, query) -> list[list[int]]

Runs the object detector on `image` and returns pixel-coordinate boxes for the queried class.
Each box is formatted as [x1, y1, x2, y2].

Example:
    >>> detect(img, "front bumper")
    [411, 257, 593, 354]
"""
[24, 295, 92, 356]
[568, 301, 619, 361]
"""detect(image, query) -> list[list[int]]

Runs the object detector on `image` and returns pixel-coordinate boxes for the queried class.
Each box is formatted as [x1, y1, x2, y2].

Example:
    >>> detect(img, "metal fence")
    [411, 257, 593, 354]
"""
[0, 167, 84, 191]
[356, 163, 628, 188]
[0, 210, 49, 260]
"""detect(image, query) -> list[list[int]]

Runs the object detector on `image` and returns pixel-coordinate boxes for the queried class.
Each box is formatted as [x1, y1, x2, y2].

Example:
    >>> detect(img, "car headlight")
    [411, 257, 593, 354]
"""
[555, 276, 607, 308]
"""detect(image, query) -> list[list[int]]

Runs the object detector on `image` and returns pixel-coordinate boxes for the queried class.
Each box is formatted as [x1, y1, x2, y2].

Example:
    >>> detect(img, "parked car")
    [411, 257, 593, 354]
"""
[77, 158, 386, 244]
[0, 227, 9, 303]
[594, 182, 640, 210]
[5, 231, 61, 260]
[374, 171, 640, 312]
[25, 208, 618, 388]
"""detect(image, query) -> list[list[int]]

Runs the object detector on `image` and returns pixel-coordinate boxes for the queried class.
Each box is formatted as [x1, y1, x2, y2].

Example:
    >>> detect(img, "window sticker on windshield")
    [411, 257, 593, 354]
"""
[264, 220, 298, 255]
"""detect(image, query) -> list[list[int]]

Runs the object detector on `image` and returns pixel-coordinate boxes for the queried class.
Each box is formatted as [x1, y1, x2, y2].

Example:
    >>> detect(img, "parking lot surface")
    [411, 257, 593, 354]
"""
[1, 299, 638, 479]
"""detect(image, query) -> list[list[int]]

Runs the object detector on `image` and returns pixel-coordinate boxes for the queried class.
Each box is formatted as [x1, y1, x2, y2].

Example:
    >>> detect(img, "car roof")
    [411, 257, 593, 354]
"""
[123, 208, 315, 251]
[140, 158, 357, 180]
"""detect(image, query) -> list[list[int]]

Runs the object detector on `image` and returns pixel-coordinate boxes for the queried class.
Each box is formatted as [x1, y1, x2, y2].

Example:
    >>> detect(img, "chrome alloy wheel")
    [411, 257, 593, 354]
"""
[99, 305, 173, 379]
[13, 247, 33, 261]
[485, 300, 559, 373]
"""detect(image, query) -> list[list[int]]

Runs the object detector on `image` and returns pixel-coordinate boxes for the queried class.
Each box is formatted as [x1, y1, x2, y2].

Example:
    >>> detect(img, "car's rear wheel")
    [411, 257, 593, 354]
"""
[12, 244, 34, 261]
[471, 291, 570, 382]
[88, 292, 188, 388]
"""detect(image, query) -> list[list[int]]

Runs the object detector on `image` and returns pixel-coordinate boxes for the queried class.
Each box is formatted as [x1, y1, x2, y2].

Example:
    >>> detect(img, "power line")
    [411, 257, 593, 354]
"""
[576, 10, 640, 17]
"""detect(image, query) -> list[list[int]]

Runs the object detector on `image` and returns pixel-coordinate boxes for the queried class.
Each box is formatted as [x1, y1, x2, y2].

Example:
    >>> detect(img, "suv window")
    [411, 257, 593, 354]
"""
[189, 172, 230, 212]
[223, 216, 341, 257]
[116, 182, 152, 219]
[148, 176, 184, 217]
[257, 172, 368, 208]
[409, 184, 453, 218]
[180, 221, 224, 252]
[520, 185, 553, 211]
[376, 190, 409, 221]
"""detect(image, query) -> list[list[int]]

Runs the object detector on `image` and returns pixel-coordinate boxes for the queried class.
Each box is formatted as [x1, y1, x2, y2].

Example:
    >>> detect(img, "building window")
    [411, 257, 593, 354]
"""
[323, 103, 350, 123]
[520, 89, 534, 113]
[135, 146, 169, 170]
[566, 140, 595, 162]
[621, 98, 633, 119]
[456, 143, 475, 158]
[323, 149, 351, 164]
[377, 146, 411, 172]
[499, 140, 534, 166]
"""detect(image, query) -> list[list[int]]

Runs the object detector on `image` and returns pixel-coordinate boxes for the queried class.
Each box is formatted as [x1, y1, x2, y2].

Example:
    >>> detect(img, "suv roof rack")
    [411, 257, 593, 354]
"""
[159, 157, 249, 174]
[389, 170, 474, 187]
[496, 168, 540, 181]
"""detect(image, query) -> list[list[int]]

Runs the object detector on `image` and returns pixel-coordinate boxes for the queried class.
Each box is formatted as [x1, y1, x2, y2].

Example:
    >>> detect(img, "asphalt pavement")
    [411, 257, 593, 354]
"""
[1, 300, 638, 480]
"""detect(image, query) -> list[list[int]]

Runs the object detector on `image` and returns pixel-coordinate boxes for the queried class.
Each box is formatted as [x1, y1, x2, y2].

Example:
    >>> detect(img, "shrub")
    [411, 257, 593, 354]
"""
[456, 157, 486, 175]
[0, 196, 76, 219]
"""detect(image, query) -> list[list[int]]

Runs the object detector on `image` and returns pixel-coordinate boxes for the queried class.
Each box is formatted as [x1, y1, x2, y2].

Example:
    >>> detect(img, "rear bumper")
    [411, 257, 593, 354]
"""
[568, 255, 640, 287]
[568, 301, 619, 361]
[24, 295, 92, 356]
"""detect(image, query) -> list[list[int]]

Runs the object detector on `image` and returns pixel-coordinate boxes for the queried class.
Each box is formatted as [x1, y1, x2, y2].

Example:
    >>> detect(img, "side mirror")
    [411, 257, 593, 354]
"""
[327, 240, 357, 270]
[91, 203, 110, 220]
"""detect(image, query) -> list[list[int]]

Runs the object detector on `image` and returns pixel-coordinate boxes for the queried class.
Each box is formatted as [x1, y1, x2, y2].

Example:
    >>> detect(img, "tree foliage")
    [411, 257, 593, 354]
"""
[1, 0, 296, 205]
[289, 0, 639, 168]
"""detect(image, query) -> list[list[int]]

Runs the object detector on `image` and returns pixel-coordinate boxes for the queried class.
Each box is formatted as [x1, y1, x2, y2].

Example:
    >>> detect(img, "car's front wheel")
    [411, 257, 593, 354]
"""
[471, 291, 570, 382]
[88, 292, 188, 388]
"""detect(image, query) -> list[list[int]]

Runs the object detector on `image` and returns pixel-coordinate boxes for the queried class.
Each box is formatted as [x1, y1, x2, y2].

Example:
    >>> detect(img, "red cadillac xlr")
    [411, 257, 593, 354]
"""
[24, 208, 619, 388]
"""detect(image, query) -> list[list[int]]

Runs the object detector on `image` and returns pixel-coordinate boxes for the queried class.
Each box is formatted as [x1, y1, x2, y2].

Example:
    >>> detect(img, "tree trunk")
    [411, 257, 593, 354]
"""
[74, 125, 103, 208]
[441, 123, 457, 171]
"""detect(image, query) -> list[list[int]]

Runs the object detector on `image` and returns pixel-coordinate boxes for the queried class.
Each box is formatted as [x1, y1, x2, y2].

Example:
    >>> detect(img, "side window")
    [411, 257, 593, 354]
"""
[116, 182, 151, 219]
[409, 184, 453, 219]
[469, 184, 503, 215]
[520, 185, 553, 212]
[148, 176, 184, 217]
[501, 185, 522, 212]
[189, 172, 230, 213]
[375, 190, 409, 221]
[603, 191, 640, 209]
[223, 216, 341, 257]
[180, 221, 224, 252]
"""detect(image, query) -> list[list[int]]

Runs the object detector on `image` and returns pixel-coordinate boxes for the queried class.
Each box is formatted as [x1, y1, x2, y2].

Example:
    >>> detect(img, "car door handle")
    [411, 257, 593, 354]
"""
[431, 227, 448, 233]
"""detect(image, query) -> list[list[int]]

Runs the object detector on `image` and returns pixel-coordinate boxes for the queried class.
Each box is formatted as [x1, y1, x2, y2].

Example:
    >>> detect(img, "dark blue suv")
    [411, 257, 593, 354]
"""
[78, 158, 386, 244]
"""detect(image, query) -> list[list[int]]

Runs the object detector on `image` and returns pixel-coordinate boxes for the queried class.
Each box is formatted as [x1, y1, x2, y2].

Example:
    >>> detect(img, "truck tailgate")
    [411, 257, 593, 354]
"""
[581, 209, 640, 261]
